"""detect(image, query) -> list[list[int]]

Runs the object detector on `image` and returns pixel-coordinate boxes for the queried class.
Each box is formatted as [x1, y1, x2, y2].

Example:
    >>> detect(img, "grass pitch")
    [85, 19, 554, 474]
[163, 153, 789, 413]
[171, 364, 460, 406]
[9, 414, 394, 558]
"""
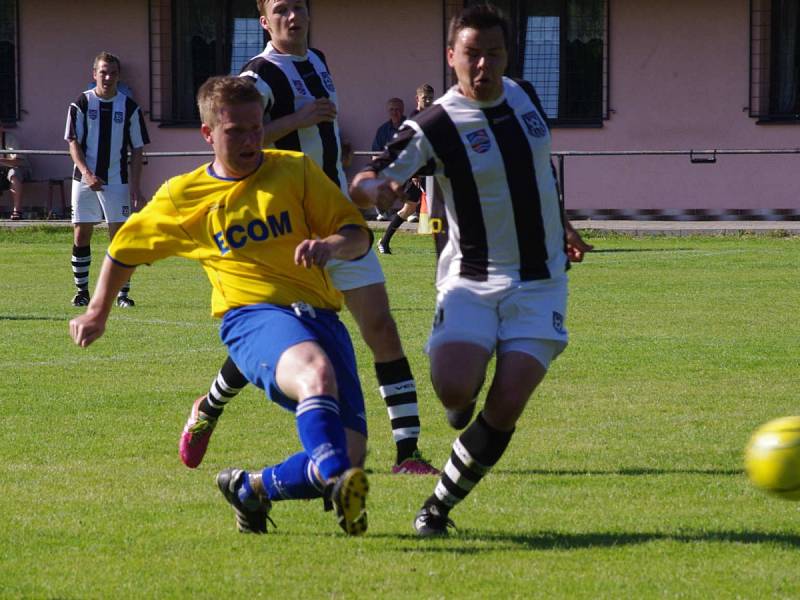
[1, 227, 799, 599]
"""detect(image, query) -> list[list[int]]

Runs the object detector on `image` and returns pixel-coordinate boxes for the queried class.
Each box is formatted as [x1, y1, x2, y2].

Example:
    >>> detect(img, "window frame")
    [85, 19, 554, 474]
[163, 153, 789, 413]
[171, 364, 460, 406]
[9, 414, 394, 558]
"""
[445, 0, 609, 127]
[148, 0, 267, 126]
[0, 0, 20, 123]
[750, 0, 800, 123]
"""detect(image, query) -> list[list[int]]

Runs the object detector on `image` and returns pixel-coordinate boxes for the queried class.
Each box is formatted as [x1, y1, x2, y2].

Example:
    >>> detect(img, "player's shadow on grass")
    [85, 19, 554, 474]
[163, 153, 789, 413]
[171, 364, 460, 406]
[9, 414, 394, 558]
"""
[495, 467, 742, 476]
[394, 529, 800, 552]
[0, 314, 67, 322]
[589, 247, 696, 254]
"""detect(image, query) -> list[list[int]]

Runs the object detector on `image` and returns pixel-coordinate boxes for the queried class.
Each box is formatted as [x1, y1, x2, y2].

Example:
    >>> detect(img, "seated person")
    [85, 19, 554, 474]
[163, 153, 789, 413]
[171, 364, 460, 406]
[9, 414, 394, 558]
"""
[0, 122, 31, 220]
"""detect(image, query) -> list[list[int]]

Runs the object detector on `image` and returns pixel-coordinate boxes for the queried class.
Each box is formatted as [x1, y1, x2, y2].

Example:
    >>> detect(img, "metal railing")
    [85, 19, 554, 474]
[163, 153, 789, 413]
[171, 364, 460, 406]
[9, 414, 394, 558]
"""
[5, 146, 800, 211]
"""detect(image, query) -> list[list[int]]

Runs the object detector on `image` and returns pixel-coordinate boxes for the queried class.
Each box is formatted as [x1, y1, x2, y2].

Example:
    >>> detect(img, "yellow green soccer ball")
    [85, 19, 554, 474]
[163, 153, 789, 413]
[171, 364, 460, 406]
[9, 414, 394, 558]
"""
[745, 416, 800, 501]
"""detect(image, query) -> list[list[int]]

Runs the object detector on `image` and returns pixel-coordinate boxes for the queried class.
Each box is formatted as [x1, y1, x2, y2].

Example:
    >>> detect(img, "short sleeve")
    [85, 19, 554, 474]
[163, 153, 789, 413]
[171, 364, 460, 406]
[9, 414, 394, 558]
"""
[108, 180, 197, 267]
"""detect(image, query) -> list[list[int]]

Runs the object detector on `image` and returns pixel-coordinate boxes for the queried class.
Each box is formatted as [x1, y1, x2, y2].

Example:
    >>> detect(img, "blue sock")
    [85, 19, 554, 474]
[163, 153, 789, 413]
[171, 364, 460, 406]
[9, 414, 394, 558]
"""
[295, 395, 350, 481]
[236, 471, 258, 505]
[260, 451, 324, 501]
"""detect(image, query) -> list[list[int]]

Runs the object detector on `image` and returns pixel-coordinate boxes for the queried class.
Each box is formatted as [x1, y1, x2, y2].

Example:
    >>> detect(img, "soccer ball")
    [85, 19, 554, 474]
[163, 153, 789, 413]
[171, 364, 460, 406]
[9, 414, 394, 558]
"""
[745, 416, 800, 500]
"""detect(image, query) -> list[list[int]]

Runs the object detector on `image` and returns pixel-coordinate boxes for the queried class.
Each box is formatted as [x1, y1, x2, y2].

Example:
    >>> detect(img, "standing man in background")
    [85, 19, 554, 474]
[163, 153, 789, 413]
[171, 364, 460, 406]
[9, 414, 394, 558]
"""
[371, 97, 407, 221]
[376, 83, 436, 254]
[178, 0, 438, 477]
[65, 51, 149, 308]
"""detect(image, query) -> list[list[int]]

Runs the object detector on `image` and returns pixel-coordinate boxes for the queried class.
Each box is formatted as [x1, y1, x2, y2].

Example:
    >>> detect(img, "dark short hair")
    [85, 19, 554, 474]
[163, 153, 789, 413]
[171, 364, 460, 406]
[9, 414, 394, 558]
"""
[197, 76, 263, 127]
[416, 83, 434, 96]
[447, 4, 509, 49]
[93, 51, 121, 71]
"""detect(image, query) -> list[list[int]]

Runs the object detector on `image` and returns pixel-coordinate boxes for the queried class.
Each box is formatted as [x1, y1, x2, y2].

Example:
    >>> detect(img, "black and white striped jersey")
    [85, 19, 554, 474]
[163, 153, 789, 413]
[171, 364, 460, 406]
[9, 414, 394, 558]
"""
[368, 77, 568, 287]
[64, 89, 149, 185]
[240, 42, 347, 195]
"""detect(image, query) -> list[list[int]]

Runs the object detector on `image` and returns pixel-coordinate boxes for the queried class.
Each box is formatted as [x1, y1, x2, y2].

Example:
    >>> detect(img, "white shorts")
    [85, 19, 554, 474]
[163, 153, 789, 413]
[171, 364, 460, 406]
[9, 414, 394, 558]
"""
[71, 180, 131, 224]
[327, 248, 385, 291]
[426, 278, 569, 369]
[6, 167, 27, 182]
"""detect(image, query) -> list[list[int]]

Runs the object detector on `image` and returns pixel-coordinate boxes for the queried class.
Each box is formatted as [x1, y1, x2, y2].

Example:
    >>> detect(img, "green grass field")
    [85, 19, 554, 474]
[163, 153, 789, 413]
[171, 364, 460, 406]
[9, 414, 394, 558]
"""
[1, 227, 799, 599]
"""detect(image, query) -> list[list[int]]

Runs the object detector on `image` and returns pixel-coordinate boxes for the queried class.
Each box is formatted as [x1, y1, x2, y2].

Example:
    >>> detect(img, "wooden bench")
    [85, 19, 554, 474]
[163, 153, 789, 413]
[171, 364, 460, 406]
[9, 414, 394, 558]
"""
[0, 178, 69, 219]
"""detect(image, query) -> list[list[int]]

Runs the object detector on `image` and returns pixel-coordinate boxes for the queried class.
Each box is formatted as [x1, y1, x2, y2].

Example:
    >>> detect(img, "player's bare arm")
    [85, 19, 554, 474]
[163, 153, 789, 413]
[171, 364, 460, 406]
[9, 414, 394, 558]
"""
[564, 220, 593, 262]
[69, 257, 136, 347]
[294, 226, 369, 269]
[129, 147, 145, 210]
[68, 139, 104, 191]
[349, 171, 408, 212]
[262, 98, 337, 145]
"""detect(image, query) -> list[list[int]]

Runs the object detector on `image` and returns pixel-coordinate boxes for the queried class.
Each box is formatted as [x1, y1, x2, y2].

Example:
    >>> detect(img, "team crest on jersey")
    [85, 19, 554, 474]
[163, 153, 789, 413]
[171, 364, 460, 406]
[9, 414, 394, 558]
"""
[292, 80, 307, 96]
[522, 111, 547, 138]
[552, 311, 565, 334]
[114, 111, 124, 124]
[88, 109, 98, 120]
[466, 129, 491, 154]
[321, 71, 335, 92]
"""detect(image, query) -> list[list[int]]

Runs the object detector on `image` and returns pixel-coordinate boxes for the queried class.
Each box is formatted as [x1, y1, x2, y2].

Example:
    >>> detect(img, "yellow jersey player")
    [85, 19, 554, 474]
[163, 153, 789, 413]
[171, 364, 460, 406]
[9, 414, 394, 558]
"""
[69, 76, 371, 536]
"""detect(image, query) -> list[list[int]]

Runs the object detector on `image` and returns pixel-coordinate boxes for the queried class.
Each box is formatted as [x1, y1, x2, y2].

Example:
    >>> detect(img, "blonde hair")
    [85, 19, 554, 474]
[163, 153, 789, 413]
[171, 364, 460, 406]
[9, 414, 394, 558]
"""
[197, 76, 262, 128]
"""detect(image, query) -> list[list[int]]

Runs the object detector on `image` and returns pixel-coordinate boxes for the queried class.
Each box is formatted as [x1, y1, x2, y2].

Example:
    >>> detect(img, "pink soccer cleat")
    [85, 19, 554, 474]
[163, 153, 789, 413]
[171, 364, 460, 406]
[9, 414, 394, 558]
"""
[179, 395, 218, 468]
[391, 451, 440, 475]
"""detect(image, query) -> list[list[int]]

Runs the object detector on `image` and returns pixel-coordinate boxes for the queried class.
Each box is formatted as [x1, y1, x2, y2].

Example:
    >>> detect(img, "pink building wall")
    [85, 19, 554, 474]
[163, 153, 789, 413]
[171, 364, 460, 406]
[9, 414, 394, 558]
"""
[554, 0, 799, 212]
[7, 0, 799, 215]
[313, 0, 445, 175]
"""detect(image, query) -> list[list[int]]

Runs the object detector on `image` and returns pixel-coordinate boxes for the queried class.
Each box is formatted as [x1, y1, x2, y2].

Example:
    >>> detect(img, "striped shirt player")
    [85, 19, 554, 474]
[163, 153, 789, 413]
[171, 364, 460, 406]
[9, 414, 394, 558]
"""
[368, 77, 568, 291]
[240, 42, 347, 195]
[178, 33, 436, 475]
[356, 61, 581, 536]
[65, 56, 150, 310]
[65, 88, 149, 188]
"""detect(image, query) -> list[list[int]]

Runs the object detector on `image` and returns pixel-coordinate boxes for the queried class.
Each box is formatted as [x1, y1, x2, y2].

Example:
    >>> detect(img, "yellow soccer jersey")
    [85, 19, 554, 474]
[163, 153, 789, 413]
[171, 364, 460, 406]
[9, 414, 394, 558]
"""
[108, 150, 368, 316]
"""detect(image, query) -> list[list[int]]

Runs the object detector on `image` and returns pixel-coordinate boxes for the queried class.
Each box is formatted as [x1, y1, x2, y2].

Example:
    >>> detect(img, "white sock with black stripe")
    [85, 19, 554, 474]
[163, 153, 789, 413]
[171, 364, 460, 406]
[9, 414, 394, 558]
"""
[375, 357, 420, 464]
[71, 244, 91, 292]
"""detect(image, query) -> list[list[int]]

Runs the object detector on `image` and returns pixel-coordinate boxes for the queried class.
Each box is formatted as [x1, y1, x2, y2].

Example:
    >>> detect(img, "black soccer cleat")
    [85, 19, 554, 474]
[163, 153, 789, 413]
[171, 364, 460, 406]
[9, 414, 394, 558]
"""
[446, 400, 476, 430]
[216, 468, 274, 534]
[376, 241, 392, 255]
[413, 504, 456, 538]
[71, 290, 90, 307]
[326, 467, 369, 536]
[116, 295, 136, 308]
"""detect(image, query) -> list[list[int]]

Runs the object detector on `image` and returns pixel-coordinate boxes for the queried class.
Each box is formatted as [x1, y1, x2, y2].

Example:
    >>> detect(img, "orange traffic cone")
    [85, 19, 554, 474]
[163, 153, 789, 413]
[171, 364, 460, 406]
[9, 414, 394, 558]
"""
[416, 189, 431, 234]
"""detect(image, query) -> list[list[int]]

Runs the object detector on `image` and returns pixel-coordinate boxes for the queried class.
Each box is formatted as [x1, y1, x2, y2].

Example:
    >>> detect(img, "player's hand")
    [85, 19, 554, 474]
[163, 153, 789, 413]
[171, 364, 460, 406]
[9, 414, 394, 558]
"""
[352, 178, 406, 212]
[69, 311, 107, 348]
[130, 188, 146, 211]
[295, 239, 333, 269]
[295, 98, 337, 128]
[566, 226, 593, 263]
[83, 172, 105, 191]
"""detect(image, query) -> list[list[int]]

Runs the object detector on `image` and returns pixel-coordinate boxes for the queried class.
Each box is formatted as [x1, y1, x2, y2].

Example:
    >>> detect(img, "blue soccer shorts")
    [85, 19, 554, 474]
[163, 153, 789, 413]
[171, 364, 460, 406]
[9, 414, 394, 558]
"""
[219, 302, 368, 437]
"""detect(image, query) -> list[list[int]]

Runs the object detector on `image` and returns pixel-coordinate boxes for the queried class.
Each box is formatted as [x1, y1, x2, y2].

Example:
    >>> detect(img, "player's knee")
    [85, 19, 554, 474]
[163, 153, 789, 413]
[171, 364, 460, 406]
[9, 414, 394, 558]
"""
[294, 357, 338, 398]
[432, 371, 476, 409]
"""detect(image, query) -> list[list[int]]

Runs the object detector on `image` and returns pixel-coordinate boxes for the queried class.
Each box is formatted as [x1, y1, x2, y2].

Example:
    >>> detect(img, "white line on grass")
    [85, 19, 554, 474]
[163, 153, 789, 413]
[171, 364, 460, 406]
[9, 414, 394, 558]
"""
[3, 346, 222, 369]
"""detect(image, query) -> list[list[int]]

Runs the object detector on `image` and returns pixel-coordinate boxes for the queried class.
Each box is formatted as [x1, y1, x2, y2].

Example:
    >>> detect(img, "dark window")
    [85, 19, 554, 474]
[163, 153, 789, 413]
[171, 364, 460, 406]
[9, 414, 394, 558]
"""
[0, 0, 18, 122]
[750, 0, 800, 121]
[149, 0, 265, 124]
[457, 0, 608, 126]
